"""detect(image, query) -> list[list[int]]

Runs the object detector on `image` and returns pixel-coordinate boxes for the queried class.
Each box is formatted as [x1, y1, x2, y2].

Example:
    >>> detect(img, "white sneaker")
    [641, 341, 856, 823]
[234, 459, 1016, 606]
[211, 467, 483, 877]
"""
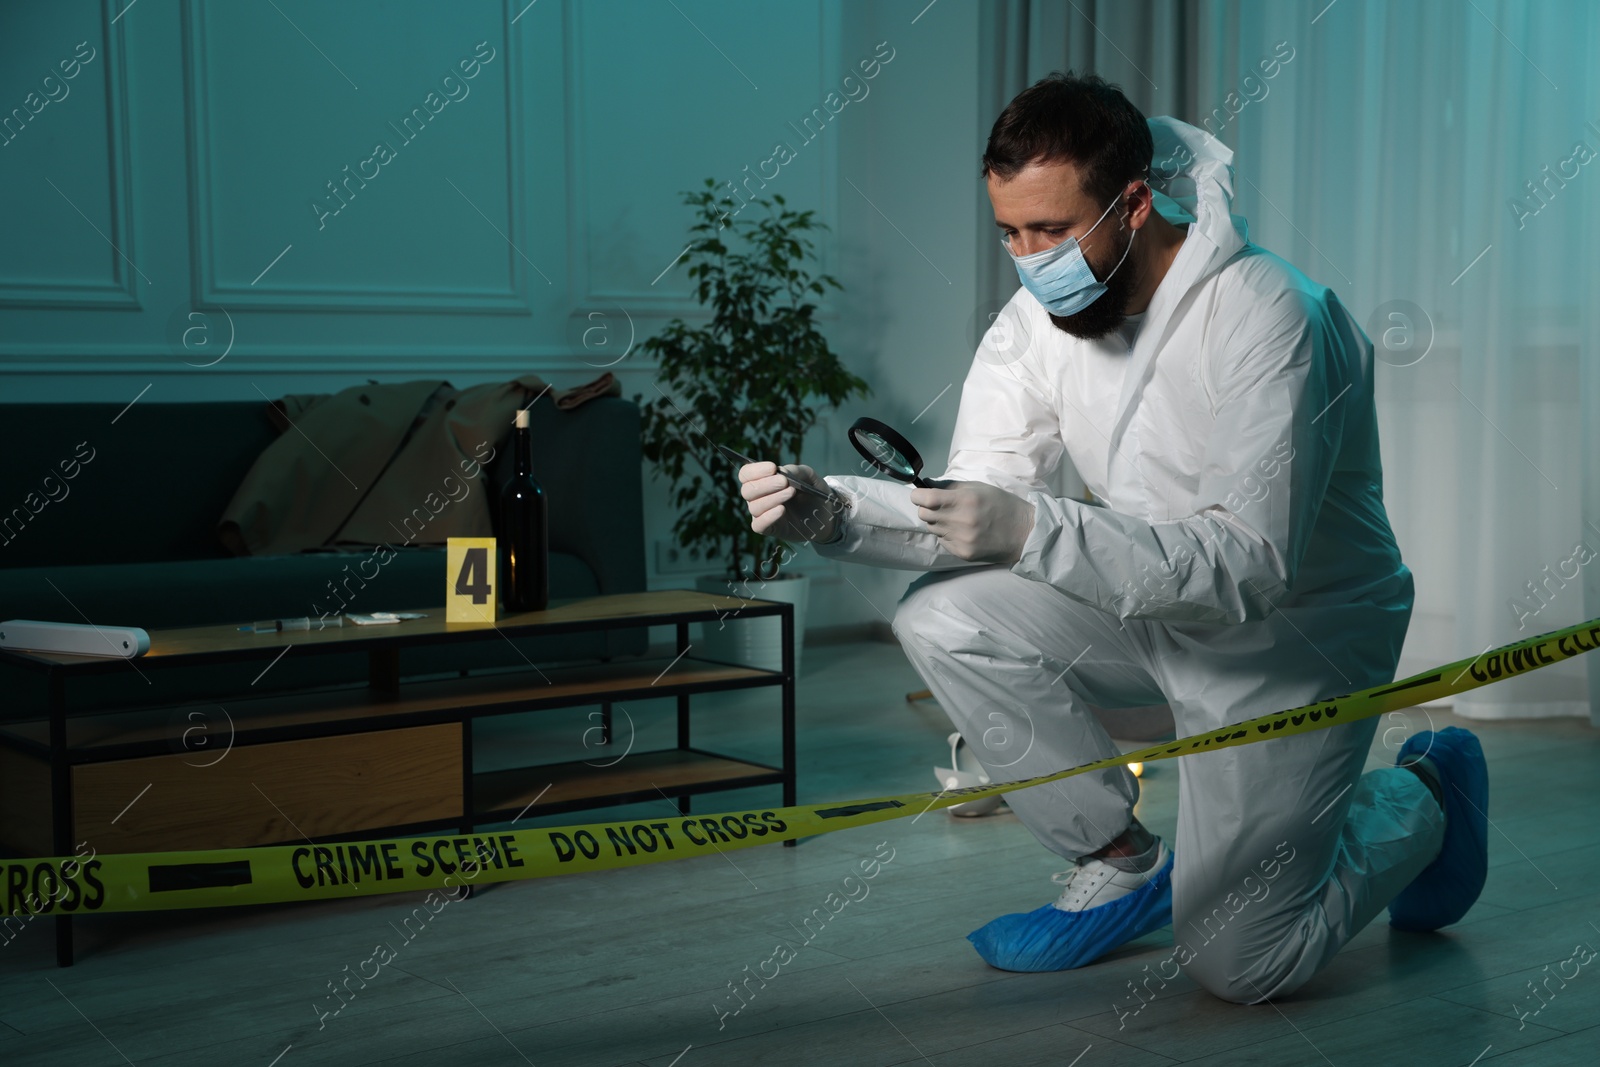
[1050, 840, 1171, 912]
[933, 731, 1003, 817]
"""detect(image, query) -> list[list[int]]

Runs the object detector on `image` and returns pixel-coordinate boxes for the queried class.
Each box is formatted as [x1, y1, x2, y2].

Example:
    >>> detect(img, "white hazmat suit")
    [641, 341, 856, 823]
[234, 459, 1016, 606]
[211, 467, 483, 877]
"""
[816, 117, 1445, 1002]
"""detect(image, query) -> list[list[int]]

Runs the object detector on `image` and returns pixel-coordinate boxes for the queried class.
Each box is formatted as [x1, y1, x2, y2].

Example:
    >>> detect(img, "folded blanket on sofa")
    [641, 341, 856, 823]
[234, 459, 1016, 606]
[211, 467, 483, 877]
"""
[219, 372, 617, 556]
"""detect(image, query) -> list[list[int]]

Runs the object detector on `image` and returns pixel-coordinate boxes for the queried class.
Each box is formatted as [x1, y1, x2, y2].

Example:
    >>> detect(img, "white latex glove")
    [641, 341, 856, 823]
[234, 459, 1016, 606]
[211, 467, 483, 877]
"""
[910, 481, 1036, 565]
[739, 461, 846, 543]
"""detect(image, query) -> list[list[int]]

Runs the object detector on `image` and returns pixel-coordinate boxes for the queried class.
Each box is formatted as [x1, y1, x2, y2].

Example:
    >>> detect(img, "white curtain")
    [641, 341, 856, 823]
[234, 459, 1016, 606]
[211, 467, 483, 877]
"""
[980, 0, 1600, 723]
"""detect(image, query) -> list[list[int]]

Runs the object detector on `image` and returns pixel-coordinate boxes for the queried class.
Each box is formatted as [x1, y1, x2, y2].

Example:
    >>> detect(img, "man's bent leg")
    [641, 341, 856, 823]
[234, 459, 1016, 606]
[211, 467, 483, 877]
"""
[1157, 601, 1446, 1004]
[894, 567, 1167, 860]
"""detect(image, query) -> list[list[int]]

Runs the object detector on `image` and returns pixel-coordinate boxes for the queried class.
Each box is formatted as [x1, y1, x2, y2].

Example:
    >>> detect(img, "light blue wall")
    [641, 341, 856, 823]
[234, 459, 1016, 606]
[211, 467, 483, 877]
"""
[0, 0, 987, 627]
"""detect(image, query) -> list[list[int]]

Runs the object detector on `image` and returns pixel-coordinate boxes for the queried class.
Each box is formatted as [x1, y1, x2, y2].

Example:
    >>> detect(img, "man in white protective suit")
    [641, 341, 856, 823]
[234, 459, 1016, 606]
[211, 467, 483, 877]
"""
[737, 73, 1489, 1003]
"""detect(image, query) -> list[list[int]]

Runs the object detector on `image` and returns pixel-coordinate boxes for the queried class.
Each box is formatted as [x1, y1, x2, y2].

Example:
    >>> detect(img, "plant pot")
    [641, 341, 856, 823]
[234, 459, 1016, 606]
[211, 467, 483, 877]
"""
[693, 573, 810, 676]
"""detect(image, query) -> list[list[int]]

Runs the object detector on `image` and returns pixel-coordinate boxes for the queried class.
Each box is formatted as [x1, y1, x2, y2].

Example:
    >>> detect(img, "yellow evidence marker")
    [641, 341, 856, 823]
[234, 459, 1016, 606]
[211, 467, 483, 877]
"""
[446, 537, 498, 623]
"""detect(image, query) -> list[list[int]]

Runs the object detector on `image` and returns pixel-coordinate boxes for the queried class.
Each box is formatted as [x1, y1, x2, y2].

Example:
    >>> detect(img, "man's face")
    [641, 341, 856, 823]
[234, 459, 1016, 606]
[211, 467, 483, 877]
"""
[987, 160, 1138, 341]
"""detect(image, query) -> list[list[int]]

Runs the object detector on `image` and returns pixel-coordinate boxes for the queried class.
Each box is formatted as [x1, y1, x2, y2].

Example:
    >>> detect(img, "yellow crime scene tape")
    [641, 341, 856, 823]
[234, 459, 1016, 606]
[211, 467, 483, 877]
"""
[5, 617, 1599, 918]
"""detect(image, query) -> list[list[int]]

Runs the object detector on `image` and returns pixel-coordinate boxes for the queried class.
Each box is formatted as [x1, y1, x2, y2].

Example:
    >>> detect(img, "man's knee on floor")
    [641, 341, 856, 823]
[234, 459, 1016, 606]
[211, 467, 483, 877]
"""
[1173, 897, 1311, 1005]
[1182, 953, 1296, 1005]
[1176, 927, 1310, 1003]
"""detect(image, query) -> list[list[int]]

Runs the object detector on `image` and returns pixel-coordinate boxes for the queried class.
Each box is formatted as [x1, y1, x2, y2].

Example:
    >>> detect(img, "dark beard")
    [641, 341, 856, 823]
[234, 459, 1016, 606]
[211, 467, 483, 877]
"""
[1047, 229, 1138, 341]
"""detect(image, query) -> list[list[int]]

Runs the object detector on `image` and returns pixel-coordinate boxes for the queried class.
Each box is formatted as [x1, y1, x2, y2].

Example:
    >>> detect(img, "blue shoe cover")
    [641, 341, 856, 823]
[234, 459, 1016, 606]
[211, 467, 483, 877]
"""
[968, 851, 1174, 972]
[1388, 727, 1488, 932]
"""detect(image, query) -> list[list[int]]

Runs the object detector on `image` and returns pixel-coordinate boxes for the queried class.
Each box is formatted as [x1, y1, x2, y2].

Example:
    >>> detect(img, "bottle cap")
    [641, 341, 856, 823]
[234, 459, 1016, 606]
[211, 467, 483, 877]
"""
[515, 408, 529, 429]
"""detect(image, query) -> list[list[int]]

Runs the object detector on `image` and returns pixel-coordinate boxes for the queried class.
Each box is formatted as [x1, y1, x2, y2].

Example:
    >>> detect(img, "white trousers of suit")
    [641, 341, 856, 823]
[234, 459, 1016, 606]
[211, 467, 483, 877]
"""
[893, 564, 1445, 1003]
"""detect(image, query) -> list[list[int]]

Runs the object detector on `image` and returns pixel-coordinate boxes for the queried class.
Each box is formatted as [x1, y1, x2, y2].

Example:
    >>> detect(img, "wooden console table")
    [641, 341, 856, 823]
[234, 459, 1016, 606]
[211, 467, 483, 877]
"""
[0, 590, 795, 965]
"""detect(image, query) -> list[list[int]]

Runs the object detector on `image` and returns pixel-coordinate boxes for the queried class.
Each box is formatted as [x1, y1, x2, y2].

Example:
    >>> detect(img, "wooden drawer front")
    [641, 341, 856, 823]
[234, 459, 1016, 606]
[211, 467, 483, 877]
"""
[73, 723, 461, 853]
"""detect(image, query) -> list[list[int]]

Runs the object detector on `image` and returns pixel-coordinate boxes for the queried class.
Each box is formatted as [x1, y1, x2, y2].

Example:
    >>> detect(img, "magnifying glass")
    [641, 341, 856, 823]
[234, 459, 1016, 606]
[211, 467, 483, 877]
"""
[848, 417, 936, 488]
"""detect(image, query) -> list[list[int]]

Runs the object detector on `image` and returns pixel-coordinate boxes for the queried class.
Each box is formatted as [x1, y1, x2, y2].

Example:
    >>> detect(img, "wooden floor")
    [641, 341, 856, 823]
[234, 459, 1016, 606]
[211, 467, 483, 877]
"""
[2, 638, 1597, 1066]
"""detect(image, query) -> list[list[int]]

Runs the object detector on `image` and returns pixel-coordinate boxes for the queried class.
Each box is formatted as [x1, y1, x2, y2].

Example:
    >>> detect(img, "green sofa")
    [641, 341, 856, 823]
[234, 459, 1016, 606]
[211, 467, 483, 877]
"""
[0, 395, 647, 715]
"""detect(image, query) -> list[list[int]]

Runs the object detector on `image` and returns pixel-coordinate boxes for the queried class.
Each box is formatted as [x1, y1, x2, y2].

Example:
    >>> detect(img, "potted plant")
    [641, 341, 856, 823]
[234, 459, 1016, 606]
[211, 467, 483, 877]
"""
[638, 181, 869, 673]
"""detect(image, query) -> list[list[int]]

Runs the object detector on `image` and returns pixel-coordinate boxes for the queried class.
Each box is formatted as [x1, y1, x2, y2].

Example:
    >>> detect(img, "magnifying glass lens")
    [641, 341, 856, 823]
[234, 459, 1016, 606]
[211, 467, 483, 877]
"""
[848, 417, 928, 486]
[859, 432, 913, 475]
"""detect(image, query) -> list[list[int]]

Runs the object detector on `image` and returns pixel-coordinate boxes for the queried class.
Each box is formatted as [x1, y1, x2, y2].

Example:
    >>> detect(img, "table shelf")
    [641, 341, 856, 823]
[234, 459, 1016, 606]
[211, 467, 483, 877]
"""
[0, 590, 798, 967]
[474, 748, 786, 821]
[0, 656, 779, 763]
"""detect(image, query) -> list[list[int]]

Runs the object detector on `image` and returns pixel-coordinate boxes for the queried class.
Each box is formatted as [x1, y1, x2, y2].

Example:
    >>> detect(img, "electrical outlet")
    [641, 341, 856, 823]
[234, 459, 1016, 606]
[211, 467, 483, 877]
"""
[654, 540, 705, 576]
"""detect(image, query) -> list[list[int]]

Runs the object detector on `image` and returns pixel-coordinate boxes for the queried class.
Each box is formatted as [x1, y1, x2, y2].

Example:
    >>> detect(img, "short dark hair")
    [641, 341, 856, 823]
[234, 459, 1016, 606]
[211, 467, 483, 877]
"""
[981, 71, 1153, 204]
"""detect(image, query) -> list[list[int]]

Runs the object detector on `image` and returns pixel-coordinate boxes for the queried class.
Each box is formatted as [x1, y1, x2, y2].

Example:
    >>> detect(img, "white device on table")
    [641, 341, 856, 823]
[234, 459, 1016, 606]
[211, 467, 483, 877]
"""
[0, 619, 151, 658]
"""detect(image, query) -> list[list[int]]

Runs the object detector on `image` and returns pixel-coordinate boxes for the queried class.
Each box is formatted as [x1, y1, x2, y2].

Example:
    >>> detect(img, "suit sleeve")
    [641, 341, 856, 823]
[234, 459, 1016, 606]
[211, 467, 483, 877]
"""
[1010, 288, 1348, 623]
[815, 298, 1067, 570]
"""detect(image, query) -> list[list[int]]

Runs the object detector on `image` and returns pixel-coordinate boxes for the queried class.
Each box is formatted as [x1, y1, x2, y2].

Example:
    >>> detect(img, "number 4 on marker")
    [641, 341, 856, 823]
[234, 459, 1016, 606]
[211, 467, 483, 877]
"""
[446, 537, 498, 623]
[456, 548, 491, 602]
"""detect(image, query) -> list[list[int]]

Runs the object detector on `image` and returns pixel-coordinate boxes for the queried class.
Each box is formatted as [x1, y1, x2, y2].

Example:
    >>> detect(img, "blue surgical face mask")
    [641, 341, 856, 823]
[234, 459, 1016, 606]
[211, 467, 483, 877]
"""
[1003, 190, 1135, 316]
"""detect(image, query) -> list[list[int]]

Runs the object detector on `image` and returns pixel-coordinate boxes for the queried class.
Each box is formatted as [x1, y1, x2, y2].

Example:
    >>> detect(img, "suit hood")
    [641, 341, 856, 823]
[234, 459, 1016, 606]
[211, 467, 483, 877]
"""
[1146, 115, 1249, 285]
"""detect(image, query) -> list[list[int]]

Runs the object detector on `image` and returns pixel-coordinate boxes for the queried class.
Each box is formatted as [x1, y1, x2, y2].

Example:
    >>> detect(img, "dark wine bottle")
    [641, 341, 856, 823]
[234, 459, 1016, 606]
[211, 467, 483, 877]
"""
[499, 408, 549, 612]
